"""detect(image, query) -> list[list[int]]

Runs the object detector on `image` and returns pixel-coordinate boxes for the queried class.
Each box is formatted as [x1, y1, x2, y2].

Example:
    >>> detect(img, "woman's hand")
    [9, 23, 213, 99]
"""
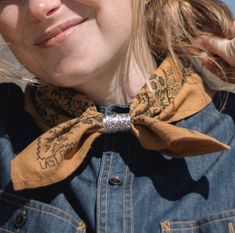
[196, 22, 235, 67]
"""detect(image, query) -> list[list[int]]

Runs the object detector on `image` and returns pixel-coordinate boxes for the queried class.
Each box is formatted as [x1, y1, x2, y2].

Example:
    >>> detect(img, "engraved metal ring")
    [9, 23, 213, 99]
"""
[103, 113, 131, 134]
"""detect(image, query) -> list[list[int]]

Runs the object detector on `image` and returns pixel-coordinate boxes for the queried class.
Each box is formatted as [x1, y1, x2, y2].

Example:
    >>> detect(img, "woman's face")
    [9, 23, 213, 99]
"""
[0, 0, 132, 87]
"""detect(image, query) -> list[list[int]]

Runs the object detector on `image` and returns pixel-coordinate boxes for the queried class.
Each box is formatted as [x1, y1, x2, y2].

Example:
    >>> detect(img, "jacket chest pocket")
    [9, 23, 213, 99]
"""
[0, 191, 86, 233]
[160, 210, 235, 233]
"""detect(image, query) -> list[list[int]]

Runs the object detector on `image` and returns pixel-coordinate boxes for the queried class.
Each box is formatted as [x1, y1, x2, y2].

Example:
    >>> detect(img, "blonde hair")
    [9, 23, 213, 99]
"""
[0, 57, 35, 84]
[131, 0, 235, 88]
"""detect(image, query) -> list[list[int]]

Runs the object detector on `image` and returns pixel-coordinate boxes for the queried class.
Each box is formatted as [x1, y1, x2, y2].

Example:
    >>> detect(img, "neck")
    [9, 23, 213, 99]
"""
[74, 51, 151, 106]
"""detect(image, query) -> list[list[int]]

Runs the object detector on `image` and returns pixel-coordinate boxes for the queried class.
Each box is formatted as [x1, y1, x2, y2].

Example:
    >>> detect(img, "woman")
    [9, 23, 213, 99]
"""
[0, 0, 235, 232]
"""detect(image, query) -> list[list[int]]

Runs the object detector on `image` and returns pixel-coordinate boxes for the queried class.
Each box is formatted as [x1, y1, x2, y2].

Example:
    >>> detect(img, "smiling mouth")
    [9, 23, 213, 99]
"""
[34, 18, 88, 48]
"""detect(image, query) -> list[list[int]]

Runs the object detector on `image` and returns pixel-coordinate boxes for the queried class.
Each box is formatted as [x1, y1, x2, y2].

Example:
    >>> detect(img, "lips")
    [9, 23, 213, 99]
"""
[34, 18, 87, 48]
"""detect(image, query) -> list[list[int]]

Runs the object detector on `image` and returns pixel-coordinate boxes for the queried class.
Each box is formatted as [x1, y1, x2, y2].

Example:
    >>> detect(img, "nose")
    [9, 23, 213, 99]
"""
[28, 0, 62, 22]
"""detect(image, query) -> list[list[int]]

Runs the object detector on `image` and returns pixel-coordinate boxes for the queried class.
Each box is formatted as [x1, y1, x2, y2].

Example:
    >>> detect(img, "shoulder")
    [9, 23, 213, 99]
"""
[0, 82, 24, 115]
[0, 82, 41, 153]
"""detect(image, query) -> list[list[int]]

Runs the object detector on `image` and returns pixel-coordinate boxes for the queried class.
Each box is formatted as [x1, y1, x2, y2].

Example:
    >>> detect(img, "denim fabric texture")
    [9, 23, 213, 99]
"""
[0, 83, 235, 233]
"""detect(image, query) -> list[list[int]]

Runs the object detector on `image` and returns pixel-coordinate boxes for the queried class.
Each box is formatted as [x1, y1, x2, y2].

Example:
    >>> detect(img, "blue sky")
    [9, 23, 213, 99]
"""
[223, 0, 235, 15]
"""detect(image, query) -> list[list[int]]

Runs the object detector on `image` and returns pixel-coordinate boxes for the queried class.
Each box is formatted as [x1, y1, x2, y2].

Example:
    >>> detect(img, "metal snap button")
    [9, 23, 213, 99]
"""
[14, 210, 27, 229]
[108, 176, 122, 186]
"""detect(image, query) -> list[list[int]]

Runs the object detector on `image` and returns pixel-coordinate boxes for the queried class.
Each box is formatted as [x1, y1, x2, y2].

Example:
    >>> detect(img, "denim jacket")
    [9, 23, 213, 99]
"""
[0, 83, 235, 233]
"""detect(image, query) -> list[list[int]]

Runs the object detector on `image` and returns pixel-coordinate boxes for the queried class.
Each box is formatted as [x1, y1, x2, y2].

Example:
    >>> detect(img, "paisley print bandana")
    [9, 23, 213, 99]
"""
[11, 56, 230, 191]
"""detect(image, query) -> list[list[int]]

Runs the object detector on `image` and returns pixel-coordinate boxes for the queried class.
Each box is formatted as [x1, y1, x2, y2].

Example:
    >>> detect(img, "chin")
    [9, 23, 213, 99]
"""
[45, 55, 106, 87]
[46, 66, 96, 88]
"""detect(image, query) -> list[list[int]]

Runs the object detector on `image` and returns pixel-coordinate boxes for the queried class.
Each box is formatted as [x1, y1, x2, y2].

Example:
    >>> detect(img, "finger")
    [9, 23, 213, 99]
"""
[198, 52, 235, 83]
[232, 21, 235, 33]
[197, 35, 235, 67]
[200, 55, 225, 78]
[226, 38, 235, 66]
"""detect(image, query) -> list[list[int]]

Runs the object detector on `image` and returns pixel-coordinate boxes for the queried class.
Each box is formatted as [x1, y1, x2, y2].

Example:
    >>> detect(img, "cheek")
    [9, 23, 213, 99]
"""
[0, 5, 21, 43]
[0, 5, 34, 71]
[74, 0, 100, 8]
[100, 0, 132, 37]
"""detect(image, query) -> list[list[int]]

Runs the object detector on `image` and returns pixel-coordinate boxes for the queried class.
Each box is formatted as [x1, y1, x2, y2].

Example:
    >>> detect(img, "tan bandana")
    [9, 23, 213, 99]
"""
[11, 56, 230, 191]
